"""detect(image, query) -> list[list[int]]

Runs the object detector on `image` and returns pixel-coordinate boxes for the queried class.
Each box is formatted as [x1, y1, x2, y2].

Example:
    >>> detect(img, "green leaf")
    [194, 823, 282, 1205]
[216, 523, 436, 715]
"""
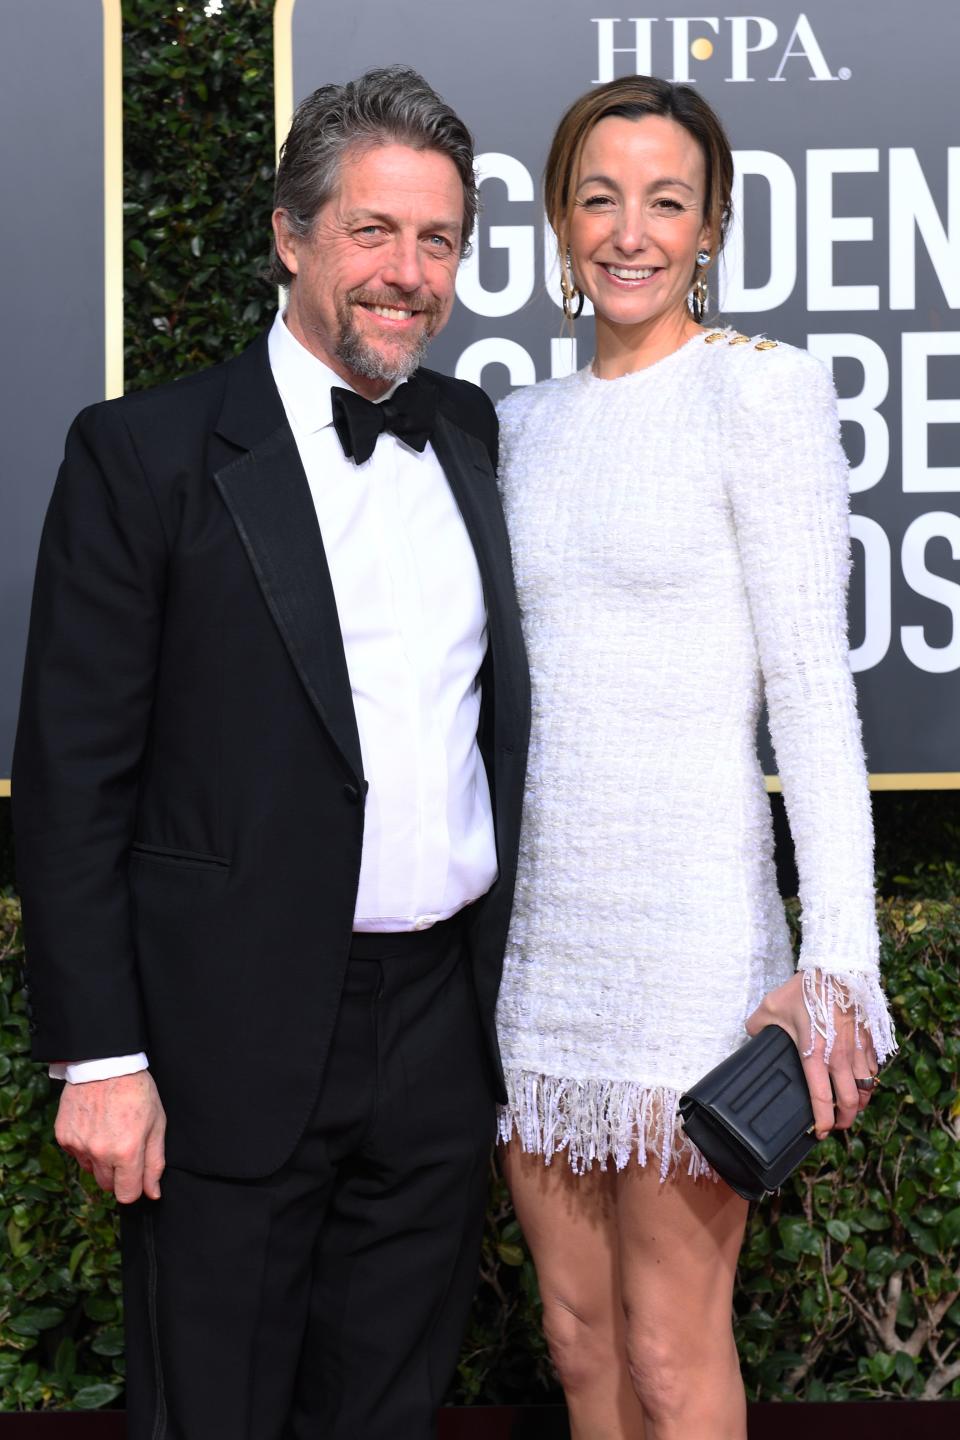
[894, 1351, 917, 1383]
[6, 1216, 24, 1254]
[865, 1245, 898, 1276]
[90, 1326, 125, 1357]
[867, 1352, 897, 1384]
[913, 1055, 941, 1098]
[68, 1239, 91, 1280]
[496, 1243, 525, 1267]
[54, 1338, 76, 1380]
[73, 1382, 123, 1409]
[825, 1219, 850, 1243]
[7, 1305, 65, 1336]
[856, 1208, 889, 1232]
[905, 1219, 940, 1257]
[939, 1205, 960, 1249]
[38, 1142, 65, 1180]
[778, 1217, 822, 1258]
[894, 1179, 918, 1216]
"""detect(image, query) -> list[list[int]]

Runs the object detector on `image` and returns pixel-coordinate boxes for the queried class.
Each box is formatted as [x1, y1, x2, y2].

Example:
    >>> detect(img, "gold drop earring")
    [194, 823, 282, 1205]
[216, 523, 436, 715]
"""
[691, 249, 711, 323]
[560, 251, 584, 321]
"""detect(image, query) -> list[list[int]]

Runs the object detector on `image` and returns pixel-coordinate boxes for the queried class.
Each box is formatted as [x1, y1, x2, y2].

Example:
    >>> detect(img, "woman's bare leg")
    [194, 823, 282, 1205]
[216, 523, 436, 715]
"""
[616, 1161, 749, 1440]
[501, 1140, 646, 1440]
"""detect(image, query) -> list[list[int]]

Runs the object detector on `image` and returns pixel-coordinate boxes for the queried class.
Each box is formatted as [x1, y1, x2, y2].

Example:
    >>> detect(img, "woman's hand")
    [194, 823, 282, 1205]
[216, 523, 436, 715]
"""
[745, 972, 879, 1140]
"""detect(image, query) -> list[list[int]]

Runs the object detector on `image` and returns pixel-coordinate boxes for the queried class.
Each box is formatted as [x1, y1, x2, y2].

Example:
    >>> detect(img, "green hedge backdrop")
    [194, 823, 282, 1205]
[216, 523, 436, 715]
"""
[0, 0, 958, 1411]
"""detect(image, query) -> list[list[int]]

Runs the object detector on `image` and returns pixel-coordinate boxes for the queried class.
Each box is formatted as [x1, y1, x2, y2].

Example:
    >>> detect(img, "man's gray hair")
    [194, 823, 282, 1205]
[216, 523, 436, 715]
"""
[267, 66, 478, 286]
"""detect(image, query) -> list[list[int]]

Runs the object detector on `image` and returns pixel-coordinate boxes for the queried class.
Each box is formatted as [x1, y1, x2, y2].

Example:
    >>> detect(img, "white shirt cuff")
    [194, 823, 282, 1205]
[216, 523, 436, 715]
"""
[49, 1053, 149, 1084]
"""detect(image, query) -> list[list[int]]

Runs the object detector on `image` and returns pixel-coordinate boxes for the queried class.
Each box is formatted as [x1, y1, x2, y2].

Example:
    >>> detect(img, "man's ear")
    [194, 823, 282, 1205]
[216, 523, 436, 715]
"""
[272, 209, 300, 277]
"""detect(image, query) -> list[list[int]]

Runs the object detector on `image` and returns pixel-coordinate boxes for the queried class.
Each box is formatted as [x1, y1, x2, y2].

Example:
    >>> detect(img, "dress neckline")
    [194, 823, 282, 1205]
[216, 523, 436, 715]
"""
[582, 327, 730, 386]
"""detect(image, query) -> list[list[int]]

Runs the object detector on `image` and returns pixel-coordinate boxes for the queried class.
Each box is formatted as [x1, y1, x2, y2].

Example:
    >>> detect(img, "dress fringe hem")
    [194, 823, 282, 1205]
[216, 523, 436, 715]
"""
[497, 1070, 715, 1183]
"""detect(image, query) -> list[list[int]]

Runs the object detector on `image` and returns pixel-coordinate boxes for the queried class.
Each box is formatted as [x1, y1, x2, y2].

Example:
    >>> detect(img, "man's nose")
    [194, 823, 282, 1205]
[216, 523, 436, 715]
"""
[380, 235, 425, 293]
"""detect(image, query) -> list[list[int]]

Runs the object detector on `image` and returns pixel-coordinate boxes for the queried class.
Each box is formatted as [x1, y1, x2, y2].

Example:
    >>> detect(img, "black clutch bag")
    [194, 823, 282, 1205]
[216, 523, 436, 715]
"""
[678, 1025, 816, 1201]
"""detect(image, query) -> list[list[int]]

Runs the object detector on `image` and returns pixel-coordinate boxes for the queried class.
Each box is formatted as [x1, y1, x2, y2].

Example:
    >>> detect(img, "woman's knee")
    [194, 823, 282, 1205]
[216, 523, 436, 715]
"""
[623, 1324, 687, 1420]
[624, 1311, 739, 1422]
[542, 1298, 618, 1396]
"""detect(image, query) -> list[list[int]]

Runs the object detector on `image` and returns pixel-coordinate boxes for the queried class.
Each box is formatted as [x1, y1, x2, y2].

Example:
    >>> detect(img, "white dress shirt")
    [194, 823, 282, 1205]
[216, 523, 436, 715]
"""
[54, 311, 497, 1082]
[268, 311, 497, 928]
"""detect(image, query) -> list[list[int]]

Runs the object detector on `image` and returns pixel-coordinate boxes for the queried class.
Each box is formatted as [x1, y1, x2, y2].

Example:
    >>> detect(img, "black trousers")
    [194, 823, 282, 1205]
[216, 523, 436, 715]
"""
[120, 916, 495, 1439]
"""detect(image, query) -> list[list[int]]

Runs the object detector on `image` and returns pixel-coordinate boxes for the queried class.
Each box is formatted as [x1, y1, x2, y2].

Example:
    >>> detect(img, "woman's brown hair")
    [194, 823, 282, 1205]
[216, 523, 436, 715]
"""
[544, 74, 734, 290]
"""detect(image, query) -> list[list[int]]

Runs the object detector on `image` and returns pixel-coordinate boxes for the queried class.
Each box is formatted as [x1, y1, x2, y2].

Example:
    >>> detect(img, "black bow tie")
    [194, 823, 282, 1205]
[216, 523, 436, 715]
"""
[330, 377, 437, 466]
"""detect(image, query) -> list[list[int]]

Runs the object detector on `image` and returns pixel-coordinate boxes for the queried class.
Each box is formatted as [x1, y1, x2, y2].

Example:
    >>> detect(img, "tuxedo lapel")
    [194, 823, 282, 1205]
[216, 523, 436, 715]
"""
[209, 335, 525, 790]
[430, 412, 529, 746]
[212, 335, 364, 786]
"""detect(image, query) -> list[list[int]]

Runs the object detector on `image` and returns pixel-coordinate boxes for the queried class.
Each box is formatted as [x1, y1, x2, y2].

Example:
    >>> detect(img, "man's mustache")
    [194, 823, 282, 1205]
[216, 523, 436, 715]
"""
[348, 287, 444, 319]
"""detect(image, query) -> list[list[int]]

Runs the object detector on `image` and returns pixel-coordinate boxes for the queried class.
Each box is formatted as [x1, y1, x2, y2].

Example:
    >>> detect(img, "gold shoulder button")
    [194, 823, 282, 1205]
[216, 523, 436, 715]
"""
[703, 330, 726, 344]
[728, 333, 750, 345]
[755, 339, 779, 351]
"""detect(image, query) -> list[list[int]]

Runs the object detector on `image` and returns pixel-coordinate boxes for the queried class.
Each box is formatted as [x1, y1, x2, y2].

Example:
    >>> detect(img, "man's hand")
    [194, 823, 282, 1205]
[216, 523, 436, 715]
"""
[54, 1071, 166, 1203]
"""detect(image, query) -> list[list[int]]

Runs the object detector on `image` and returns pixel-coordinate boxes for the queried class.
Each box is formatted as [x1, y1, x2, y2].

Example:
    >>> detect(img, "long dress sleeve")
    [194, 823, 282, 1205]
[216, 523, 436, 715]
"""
[722, 344, 896, 1064]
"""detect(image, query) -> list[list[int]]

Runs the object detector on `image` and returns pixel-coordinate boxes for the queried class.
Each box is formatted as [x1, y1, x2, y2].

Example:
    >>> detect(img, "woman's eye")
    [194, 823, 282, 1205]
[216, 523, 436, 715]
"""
[580, 194, 614, 209]
[653, 198, 685, 212]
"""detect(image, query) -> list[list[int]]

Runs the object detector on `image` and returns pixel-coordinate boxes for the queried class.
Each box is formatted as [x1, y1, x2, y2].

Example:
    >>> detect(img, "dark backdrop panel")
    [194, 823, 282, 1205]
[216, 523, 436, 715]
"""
[289, 0, 959, 781]
[0, 0, 108, 780]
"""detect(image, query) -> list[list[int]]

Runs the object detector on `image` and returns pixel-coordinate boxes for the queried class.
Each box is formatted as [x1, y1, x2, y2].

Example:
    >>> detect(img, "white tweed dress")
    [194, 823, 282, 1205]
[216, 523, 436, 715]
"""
[494, 329, 896, 1179]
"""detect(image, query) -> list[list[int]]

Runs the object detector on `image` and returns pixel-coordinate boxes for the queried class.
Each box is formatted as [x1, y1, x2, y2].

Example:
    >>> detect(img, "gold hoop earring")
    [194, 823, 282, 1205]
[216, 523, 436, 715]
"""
[690, 251, 711, 324]
[560, 253, 584, 321]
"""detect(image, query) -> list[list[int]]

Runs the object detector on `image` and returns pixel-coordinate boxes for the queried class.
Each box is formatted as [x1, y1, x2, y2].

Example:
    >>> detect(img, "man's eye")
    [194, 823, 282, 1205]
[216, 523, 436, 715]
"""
[427, 234, 453, 250]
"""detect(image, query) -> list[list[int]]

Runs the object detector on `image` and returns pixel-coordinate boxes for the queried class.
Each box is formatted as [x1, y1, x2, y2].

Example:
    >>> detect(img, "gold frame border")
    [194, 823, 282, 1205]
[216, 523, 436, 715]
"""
[103, 0, 123, 398]
[273, 0, 296, 163]
[765, 773, 960, 794]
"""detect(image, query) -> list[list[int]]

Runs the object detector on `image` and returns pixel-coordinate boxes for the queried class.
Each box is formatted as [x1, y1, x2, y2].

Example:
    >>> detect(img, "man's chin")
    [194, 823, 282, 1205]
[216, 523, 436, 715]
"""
[337, 332, 430, 385]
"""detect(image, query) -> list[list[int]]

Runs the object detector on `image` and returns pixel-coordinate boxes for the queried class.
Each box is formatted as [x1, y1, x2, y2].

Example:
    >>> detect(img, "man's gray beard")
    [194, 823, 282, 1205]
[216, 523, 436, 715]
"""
[335, 305, 431, 384]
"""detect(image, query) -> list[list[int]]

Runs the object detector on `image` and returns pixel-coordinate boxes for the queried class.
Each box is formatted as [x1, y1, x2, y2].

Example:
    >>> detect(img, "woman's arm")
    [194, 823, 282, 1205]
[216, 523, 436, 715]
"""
[722, 342, 896, 1077]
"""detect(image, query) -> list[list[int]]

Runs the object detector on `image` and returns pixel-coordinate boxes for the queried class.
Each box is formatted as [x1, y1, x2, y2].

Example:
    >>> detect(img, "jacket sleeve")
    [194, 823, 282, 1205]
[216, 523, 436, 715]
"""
[12, 401, 169, 1061]
[722, 345, 895, 1063]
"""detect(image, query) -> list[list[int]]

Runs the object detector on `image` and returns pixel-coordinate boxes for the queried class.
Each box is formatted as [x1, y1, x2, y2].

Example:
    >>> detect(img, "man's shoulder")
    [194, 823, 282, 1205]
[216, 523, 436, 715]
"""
[77, 331, 270, 436]
[419, 367, 497, 464]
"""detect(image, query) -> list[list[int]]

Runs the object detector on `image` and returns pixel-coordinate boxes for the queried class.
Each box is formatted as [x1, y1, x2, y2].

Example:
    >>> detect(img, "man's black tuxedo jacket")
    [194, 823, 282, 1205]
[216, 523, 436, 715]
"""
[13, 329, 530, 1179]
